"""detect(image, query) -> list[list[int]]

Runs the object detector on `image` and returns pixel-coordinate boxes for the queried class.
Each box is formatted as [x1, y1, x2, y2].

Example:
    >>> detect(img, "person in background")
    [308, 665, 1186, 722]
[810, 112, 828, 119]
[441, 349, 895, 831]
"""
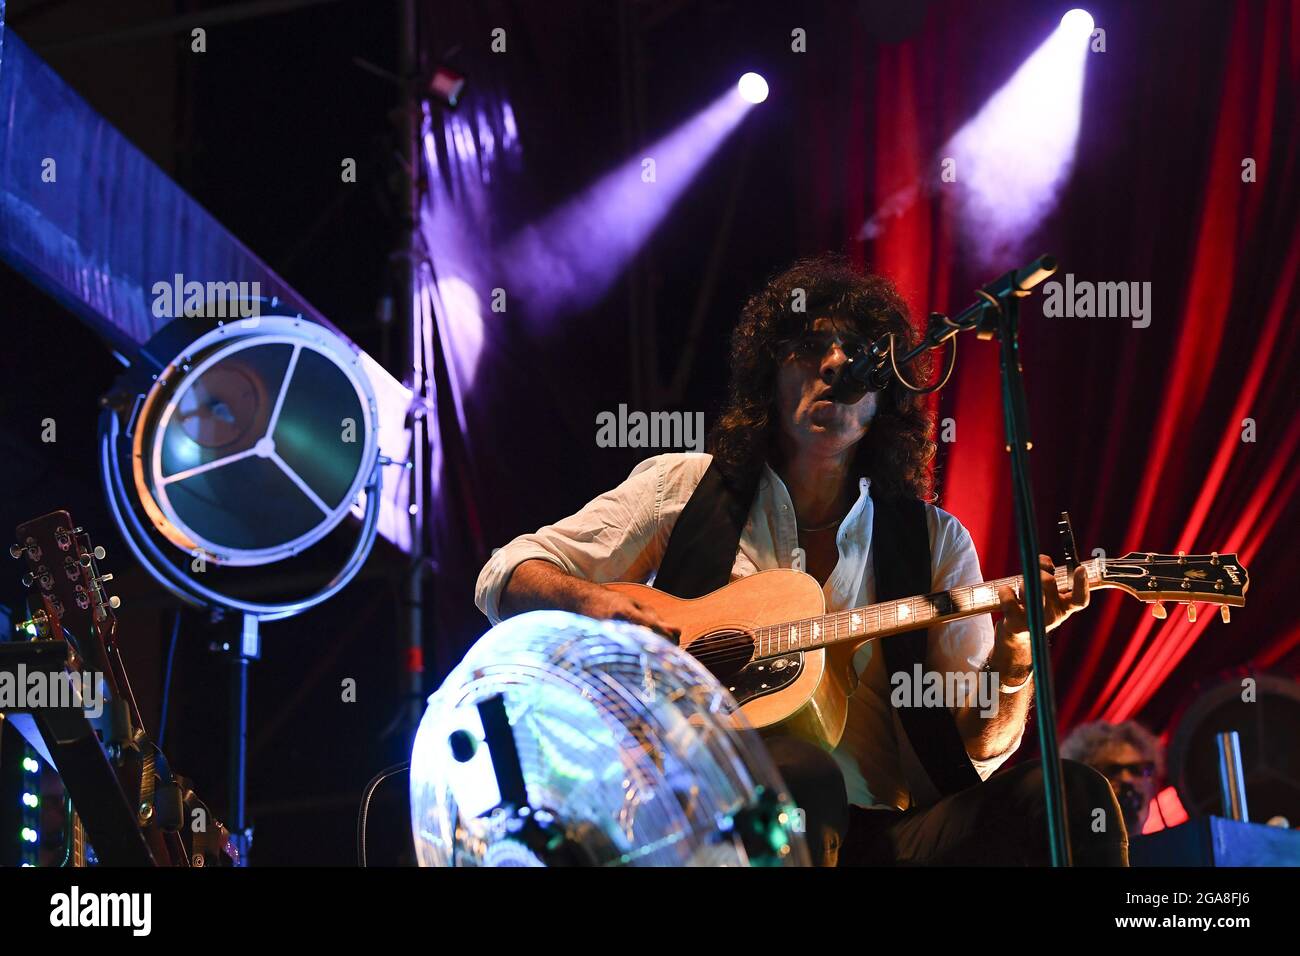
[1062, 720, 1164, 835]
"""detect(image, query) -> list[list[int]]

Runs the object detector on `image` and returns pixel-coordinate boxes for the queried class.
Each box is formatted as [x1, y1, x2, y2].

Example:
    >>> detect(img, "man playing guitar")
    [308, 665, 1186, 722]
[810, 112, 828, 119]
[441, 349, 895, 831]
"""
[475, 254, 1127, 866]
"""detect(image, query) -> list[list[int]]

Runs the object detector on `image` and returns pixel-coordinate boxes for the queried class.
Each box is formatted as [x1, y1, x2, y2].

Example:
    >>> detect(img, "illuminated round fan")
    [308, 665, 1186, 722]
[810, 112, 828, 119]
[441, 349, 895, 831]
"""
[410, 611, 810, 867]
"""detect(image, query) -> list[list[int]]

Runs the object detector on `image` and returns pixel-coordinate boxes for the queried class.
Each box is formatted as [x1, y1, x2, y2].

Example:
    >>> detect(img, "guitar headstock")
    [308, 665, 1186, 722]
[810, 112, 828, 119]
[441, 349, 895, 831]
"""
[1100, 551, 1248, 621]
[11, 511, 121, 646]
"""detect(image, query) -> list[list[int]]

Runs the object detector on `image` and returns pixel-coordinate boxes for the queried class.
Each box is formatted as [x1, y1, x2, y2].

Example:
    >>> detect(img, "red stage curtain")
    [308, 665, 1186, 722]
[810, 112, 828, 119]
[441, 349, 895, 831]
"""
[798, 0, 1300, 746]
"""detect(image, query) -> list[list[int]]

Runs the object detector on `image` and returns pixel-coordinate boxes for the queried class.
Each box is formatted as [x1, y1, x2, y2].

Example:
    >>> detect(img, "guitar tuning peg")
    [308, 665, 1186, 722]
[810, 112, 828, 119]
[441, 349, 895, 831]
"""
[1186, 603, 1196, 623]
[8, 543, 25, 559]
[93, 546, 106, 560]
[1220, 606, 1230, 624]
[1150, 602, 1167, 619]
[108, 596, 122, 610]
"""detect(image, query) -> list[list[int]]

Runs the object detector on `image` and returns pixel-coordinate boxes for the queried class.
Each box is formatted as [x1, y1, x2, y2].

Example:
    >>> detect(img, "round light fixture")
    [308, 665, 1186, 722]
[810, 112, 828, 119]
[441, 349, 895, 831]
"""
[1060, 9, 1094, 38]
[128, 316, 378, 566]
[737, 72, 769, 105]
[100, 306, 384, 619]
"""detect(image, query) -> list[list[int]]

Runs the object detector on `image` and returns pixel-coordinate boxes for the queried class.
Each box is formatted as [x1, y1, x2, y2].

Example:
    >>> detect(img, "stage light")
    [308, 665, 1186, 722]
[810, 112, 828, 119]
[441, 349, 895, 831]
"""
[942, 11, 1092, 266]
[100, 306, 384, 619]
[427, 65, 466, 109]
[737, 72, 769, 104]
[123, 317, 378, 567]
[502, 83, 757, 318]
[1060, 9, 1094, 38]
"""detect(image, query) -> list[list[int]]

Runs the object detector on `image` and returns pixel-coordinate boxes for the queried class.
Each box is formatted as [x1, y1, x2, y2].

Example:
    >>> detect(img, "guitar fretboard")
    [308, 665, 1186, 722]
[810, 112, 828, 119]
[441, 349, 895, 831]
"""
[753, 558, 1103, 658]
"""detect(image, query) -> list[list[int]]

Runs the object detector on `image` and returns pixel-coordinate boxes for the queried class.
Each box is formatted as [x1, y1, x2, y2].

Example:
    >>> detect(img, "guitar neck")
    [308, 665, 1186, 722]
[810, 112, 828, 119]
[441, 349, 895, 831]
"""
[63, 802, 85, 868]
[752, 558, 1105, 658]
[74, 813, 85, 867]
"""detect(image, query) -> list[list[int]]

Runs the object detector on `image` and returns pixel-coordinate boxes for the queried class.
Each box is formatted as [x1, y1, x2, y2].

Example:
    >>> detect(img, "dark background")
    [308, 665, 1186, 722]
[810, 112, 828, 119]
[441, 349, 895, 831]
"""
[1, 0, 1296, 864]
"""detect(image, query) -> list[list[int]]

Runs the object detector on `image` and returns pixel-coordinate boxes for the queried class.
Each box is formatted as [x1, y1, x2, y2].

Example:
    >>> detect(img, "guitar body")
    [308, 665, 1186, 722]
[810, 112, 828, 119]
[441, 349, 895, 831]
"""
[606, 570, 864, 749]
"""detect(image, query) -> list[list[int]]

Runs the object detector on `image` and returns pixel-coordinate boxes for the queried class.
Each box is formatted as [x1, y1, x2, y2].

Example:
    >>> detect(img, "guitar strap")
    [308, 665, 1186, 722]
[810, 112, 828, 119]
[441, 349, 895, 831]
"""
[652, 458, 759, 601]
[871, 491, 982, 798]
[653, 456, 979, 797]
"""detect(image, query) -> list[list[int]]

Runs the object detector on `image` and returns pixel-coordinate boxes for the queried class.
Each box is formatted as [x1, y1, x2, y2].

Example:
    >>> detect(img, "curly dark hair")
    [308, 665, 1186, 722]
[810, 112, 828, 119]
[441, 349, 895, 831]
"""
[707, 254, 936, 500]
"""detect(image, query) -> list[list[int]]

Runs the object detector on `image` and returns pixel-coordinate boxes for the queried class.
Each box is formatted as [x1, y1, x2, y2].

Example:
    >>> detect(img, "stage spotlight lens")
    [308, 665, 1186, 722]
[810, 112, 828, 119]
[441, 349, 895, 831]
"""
[129, 316, 378, 566]
[737, 72, 768, 104]
[1061, 9, 1094, 36]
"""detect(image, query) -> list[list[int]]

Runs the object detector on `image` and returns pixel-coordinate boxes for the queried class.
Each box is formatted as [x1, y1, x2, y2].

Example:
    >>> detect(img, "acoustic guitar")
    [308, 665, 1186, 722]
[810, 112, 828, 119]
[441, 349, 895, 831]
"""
[606, 550, 1248, 748]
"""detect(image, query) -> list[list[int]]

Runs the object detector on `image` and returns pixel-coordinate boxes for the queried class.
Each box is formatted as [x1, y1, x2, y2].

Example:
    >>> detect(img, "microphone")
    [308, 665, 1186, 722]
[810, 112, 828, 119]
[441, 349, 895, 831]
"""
[827, 336, 891, 403]
[827, 254, 1059, 404]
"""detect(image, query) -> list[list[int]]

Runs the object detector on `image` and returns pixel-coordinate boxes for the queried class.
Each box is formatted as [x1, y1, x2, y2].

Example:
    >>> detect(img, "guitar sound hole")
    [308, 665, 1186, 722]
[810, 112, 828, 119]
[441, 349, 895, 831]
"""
[688, 632, 805, 705]
[688, 630, 755, 682]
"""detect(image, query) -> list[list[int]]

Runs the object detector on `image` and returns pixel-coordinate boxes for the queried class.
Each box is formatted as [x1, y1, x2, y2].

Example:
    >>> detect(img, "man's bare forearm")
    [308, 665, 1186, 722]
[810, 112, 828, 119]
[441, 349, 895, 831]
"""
[497, 559, 681, 639]
[953, 557, 1089, 760]
[498, 559, 606, 618]
[951, 619, 1034, 761]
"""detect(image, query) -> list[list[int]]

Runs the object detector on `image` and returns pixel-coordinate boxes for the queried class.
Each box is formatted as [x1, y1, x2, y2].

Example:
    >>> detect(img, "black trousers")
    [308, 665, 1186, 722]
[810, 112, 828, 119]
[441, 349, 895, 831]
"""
[765, 735, 1129, 866]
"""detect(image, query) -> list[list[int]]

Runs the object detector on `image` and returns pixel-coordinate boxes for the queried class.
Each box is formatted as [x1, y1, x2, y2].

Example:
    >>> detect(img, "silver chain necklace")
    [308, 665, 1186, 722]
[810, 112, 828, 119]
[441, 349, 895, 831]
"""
[797, 512, 847, 533]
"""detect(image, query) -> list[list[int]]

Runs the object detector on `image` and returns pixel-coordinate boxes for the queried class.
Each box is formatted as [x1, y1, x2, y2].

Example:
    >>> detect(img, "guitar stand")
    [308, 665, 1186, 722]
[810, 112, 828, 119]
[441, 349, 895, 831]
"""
[0, 642, 157, 865]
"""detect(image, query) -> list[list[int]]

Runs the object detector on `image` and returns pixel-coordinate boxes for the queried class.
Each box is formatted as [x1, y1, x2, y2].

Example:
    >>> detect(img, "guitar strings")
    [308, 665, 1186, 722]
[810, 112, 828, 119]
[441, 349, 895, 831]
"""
[681, 561, 1213, 674]
[685, 568, 1070, 671]
[686, 561, 1211, 671]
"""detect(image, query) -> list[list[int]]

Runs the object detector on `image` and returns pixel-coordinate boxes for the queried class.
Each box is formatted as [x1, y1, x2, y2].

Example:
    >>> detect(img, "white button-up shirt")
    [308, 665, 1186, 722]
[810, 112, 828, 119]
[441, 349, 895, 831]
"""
[475, 452, 1023, 809]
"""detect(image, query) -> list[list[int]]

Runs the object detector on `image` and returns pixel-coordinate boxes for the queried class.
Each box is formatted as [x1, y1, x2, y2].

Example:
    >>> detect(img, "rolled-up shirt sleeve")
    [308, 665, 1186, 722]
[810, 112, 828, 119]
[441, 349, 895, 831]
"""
[474, 453, 708, 625]
[925, 507, 1025, 780]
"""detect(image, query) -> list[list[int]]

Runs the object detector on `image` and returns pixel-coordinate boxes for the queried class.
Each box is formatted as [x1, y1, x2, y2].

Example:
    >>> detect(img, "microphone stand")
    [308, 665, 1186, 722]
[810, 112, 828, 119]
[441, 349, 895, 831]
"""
[854, 254, 1072, 866]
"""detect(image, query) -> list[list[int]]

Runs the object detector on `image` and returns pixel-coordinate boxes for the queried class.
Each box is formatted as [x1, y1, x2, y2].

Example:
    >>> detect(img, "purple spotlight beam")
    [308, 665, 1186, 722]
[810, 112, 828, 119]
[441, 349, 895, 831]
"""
[943, 15, 1093, 267]
[856, 15, 1092, 264]
[502, 86, 756, 320]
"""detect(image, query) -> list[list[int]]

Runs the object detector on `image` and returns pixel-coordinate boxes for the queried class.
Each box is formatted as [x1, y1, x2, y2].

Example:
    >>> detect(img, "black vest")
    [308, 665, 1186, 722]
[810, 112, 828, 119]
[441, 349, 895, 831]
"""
[654, 458, 980, 798]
